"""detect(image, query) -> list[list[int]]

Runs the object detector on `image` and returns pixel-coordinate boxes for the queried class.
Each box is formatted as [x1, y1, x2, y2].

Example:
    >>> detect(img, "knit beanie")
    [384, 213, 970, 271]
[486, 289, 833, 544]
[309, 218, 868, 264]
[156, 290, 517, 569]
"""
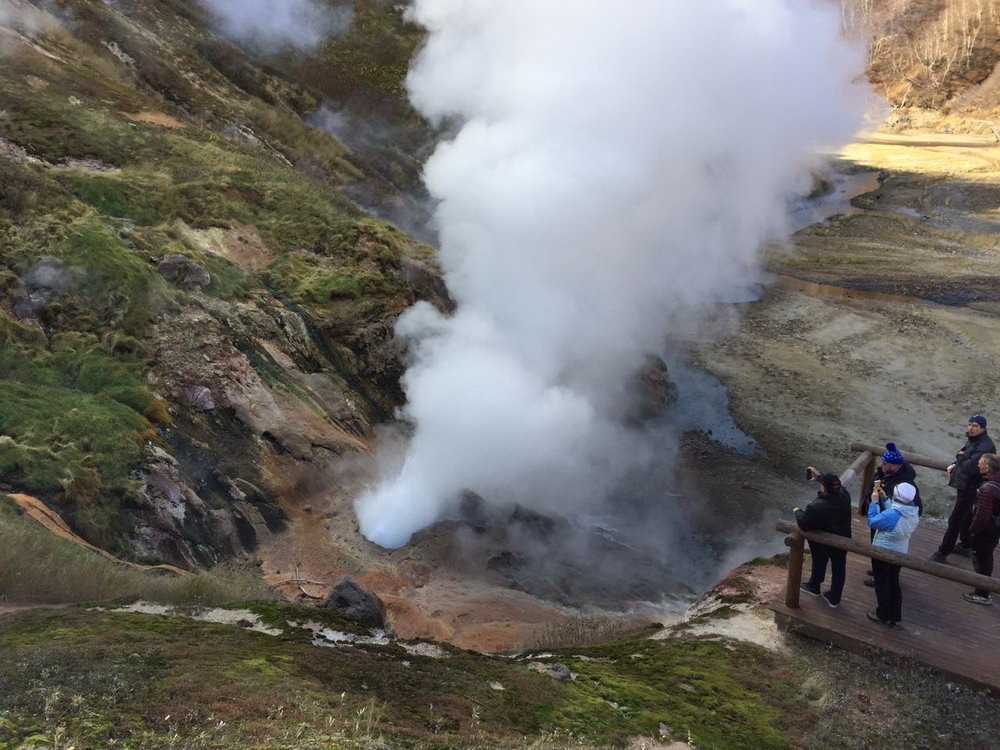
[881, 442, 904, 465]
[970, 414, 987, 429]
[893, 482, 916, 504]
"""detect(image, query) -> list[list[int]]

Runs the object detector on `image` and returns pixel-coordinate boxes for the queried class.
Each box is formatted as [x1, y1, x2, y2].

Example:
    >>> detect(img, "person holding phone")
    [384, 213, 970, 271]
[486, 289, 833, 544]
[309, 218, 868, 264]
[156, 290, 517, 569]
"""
[794, 469, 852, 608]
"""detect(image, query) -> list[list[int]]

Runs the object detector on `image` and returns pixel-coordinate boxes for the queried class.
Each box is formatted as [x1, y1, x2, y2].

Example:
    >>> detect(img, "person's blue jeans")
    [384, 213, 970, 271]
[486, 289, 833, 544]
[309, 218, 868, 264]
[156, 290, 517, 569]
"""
[807, 542, 847, 604]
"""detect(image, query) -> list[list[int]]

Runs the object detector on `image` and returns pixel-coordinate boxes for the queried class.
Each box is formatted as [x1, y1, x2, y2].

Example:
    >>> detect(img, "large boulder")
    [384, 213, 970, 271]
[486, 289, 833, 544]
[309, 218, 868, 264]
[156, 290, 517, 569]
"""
[322, 577, 387, 629]
[158, 254, 211, 287]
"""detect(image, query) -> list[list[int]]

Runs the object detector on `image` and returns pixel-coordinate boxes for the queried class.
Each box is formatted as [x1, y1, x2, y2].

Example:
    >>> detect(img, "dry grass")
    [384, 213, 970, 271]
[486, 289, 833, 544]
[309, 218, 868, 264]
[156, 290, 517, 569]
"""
[0, 513, 279, 605]
[530, 615, 650, 650]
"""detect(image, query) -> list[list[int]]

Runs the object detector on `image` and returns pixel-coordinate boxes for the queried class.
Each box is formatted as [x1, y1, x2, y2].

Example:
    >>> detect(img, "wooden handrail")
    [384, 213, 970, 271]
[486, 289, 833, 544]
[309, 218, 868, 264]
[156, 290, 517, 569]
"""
[850, 442, 951, 472]
[776, 519, 1000, 596]
[840, 451, 874, 487]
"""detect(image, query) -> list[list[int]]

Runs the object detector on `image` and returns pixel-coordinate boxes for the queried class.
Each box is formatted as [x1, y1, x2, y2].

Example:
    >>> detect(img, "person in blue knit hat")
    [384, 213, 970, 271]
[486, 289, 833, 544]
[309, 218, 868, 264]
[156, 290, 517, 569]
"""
[859, 442, 922, 587]
[933, 415, 996, 563]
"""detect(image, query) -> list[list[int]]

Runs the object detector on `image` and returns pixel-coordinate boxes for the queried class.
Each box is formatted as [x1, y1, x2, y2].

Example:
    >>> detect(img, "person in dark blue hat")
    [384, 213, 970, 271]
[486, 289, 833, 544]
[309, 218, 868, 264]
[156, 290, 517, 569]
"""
[932, 415, 996, 563]
[860, 442, 923, 586]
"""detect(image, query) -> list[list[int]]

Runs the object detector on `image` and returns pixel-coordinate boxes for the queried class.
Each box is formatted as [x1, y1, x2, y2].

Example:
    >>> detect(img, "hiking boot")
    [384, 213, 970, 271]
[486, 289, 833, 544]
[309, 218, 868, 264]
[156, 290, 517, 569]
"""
[866, 568, 874, 576]
[930, 551, 948, 564]
[821, 591, 839, 608]
[866, 610, 891, 626]
[962, 592, 993, 606]
[863, 577, 875, 587]
[800, 583, 821, 597]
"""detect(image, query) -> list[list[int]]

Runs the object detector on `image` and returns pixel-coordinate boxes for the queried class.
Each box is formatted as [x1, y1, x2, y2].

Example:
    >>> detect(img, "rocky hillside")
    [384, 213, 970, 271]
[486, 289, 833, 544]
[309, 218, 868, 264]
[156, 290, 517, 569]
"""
[0, 0, 443, 567]
[844, 0, 1000, 122]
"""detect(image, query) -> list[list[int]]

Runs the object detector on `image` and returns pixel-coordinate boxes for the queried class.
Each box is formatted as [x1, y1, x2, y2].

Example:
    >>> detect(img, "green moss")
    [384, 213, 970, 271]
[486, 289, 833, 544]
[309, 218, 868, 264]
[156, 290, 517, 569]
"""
[0, 80, 155, 167]
[535, 638, 804, 748]
[0, 607, 821, 749]
[52, 219, 166, 334]
[0, 380, 150, 547]
[64, 172, 169, 226]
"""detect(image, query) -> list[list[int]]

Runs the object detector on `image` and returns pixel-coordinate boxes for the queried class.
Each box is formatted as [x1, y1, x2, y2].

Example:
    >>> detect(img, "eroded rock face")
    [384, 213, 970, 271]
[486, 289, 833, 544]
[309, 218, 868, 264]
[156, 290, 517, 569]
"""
[129, 445, 270, 567]
[322, 576, 387, 628]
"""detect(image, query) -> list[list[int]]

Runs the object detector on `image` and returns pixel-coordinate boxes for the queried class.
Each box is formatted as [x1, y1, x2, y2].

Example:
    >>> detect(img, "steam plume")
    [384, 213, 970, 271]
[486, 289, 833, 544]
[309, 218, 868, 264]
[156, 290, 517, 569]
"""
[0, 0, 60, 56]
[356, 0, 870, 548]
[198, 0, 353, 50]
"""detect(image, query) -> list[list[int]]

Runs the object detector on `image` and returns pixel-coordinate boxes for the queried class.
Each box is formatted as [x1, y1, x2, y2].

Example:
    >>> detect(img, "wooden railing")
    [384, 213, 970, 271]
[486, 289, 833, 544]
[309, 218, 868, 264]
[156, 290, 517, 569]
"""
[778, 441, 1000, 608]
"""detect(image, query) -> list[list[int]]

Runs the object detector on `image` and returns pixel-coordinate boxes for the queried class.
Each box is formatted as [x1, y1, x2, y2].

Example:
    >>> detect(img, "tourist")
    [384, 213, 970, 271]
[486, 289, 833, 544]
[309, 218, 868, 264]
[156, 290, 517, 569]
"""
[794, 470, 852, 608]
[867, 482, 920, 628]
[963, 453, 1000, 606]
[932, 415, 996, 563]
[861, 442, 922, 587]
[861, 442, 923, 517]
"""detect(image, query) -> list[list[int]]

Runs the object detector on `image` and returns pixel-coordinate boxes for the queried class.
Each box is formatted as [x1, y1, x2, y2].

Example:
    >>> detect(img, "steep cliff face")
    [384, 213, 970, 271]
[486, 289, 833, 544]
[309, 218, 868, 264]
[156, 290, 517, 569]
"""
[0, 0, 443, 566]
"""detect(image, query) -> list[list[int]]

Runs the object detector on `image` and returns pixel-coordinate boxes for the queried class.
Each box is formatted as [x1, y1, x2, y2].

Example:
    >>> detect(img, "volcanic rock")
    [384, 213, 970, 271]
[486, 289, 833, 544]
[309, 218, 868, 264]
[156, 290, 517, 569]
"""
[527, 662, 573, 681]
[158, 254, 211, 287]
[322, 577, 387, 629]
[626, 354, 677, 423]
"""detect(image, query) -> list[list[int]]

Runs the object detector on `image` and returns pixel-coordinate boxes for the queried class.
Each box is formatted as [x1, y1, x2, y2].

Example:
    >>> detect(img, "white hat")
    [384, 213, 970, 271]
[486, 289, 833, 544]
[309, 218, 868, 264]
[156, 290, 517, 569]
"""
[893, 482, 916, 504]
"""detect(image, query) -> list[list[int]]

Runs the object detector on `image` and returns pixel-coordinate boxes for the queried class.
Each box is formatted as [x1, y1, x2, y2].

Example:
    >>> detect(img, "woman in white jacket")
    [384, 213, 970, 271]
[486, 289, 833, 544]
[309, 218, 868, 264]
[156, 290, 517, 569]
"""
[867, 482, 920, 628]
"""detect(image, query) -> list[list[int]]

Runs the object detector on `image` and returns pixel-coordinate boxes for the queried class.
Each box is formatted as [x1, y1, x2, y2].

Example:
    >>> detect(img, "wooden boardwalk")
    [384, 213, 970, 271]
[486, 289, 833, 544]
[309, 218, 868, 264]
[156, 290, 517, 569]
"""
[769, 515, 1000, 693]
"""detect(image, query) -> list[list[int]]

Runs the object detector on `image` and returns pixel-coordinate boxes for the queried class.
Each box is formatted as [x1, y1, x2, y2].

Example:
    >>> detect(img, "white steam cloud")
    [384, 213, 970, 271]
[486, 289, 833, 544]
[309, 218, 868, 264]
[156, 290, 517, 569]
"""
[0, 0, 60, 56]
[198, 0, 353, 50]
[356, 0, 870, 548]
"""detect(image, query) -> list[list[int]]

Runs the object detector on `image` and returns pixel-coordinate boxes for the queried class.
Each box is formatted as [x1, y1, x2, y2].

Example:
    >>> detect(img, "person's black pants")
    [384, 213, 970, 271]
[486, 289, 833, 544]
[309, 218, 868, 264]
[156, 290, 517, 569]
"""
[807, 542, 847, 604]
[872, 558, 902, 623]
[939, 488, 977, 555]
[971, 528, 1000, 597]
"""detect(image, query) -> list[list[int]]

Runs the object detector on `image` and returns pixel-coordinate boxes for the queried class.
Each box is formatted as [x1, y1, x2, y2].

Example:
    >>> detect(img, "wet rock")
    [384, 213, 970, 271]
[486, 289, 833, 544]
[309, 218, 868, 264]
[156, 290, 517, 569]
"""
[158, 254, 211, 287]
[626, 354, 677, 423]
[527, 662, 573, 681]
[321, 576, 386, 628]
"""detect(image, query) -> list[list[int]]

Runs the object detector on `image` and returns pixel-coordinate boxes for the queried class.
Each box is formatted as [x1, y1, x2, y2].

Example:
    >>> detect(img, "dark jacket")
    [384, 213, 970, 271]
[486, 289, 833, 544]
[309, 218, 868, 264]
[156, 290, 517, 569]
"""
[969, 470, 1000, 537]
[862, 462, 923, 516]
[949, 431, 996, 491]
[796, 486, 852, 539]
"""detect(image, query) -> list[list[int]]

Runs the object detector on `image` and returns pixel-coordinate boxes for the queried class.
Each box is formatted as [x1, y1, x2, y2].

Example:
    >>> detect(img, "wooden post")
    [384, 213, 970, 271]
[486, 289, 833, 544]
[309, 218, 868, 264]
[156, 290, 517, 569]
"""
[784, 532, 805, 608]
[858, 453, 877, 514]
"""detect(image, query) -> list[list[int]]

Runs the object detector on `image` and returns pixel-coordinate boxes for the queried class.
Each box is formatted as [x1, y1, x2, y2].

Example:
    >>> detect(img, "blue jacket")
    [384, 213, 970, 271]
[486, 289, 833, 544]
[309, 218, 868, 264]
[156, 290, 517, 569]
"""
[868, 499, 920, 554]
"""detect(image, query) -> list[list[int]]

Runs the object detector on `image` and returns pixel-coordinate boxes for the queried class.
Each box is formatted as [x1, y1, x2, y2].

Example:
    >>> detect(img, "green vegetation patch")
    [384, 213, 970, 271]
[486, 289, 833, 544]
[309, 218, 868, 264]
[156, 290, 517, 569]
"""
[0, 380, 150, 546]
[64, 171, 170, 226]
[0, 605, 818, 749]
[537, 637, 807, 748]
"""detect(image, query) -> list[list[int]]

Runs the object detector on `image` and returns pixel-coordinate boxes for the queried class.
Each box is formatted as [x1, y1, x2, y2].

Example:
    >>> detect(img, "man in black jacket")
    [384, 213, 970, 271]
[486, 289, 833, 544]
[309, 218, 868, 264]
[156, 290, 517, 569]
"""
[860, 443, 923, 517]
[933, 415, 996, 563]
[795, 471, 852, 608]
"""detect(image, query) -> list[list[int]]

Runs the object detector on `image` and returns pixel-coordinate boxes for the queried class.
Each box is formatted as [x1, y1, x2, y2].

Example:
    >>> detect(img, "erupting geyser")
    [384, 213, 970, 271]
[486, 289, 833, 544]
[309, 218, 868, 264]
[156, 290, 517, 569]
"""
[356, 0, 871, 548]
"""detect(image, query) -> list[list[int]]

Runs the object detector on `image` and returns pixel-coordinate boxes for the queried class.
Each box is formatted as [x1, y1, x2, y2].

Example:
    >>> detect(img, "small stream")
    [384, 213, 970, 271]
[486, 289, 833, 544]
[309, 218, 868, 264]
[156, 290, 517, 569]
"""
[787, 168, 881, 232]
[661, 352, 761, 456]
